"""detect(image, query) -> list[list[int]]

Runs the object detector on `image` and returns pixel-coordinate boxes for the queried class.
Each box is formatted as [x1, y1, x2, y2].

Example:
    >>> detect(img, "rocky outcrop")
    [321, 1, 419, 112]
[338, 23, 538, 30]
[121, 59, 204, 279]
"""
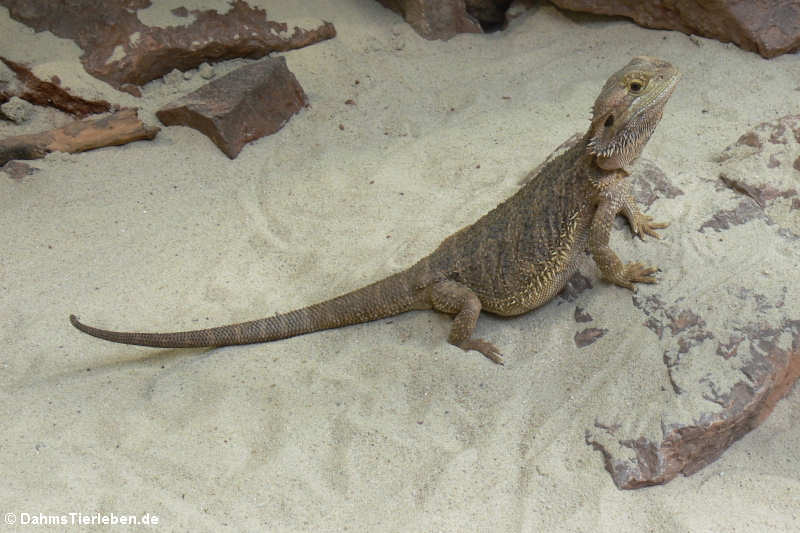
[586, 116, 800, 488]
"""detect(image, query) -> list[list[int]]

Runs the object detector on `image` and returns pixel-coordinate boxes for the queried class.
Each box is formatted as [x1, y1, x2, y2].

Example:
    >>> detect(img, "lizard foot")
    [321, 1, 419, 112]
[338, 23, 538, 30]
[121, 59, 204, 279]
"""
[459, 338, 504, 365]
[631, 214, 669, 240]
[616, 262, 659, 290]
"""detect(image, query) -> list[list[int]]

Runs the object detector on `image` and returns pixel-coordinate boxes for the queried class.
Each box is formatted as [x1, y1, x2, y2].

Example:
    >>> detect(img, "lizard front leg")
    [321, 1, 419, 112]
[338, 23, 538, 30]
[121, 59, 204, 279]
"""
[620, 188, 669, 240]
[590, 195, 660, 291]
[429, 280, 503, 365]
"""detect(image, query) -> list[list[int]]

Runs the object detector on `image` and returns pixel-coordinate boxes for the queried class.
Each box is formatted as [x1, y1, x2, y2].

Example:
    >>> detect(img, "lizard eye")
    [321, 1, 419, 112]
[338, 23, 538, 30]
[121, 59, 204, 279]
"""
[604, 115, 614, 127]
[629, 79, 644, 92]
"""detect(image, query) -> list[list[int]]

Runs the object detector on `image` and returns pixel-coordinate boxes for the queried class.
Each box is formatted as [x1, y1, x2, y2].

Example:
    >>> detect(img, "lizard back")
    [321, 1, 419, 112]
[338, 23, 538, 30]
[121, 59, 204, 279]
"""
[423, 138, 593, 316]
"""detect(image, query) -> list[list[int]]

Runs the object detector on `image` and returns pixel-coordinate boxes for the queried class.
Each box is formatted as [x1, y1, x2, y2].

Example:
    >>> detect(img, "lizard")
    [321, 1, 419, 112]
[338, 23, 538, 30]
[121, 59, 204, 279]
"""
[70, 56, 680, 365]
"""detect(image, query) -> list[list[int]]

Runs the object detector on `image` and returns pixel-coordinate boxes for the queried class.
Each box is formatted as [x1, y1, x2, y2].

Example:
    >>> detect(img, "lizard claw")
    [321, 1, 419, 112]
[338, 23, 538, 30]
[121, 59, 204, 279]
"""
[632, 214, 669, 240]
[460, 338, 504, 365]
[606, 262, 659, 290]
[622, 262, 659, 288]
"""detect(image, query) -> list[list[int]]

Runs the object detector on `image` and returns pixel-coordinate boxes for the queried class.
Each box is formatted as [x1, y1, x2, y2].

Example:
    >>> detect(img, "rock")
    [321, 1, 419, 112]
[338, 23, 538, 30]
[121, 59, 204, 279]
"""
[574, 306, 593, 323]
[558, 271, 593, 302]
[1, 96, 35, 124]
[0, 56, 112, 117]
[375, 0, 482, 40]
[0, 0, 336, 94]
[574, 327, 607, 348]
[713, 114, 800, 237]
[198, 63, 215, 81]
[2, 160, 37, 180]
[583, 122, 800, 489]
[156, 57, 308, 159]
[588, 303, 800, 489]
[164, 69, 184, 87]
[374, 0, 798, 55]
[549, 0, 800, 59]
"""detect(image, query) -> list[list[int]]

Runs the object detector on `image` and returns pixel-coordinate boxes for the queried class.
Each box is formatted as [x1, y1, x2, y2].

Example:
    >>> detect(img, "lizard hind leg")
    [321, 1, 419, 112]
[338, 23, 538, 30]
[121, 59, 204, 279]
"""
[429, 280, 503, 365]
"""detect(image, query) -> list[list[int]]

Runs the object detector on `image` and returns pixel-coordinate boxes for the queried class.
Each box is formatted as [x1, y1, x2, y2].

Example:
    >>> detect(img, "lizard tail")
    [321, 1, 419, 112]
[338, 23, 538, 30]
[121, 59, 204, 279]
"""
[70, 268, 427, 348]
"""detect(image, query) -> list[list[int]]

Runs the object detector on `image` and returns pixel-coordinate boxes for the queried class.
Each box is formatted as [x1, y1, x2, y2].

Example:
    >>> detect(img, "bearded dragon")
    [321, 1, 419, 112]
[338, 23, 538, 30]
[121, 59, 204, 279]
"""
[71, 56, 680, 365]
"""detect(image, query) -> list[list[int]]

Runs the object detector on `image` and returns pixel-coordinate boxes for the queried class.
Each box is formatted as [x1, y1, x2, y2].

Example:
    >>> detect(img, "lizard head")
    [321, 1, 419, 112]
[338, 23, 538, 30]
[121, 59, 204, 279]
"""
[587, 56, 680, 170]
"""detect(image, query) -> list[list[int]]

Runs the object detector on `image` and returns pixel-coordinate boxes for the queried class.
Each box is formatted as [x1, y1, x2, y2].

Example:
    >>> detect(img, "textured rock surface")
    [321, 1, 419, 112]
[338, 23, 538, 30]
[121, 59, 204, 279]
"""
[378, 0, 800, 56]
[549, 0, 800, 58]
[156, 57, 308, 159]
[377, 0, 482, 39]
[0, 0, 335, 95]
[714, 114, 800, 236]
[585, 116, 800, 489]
[0, 57, 112, 117]
[0, 96, 34, 124]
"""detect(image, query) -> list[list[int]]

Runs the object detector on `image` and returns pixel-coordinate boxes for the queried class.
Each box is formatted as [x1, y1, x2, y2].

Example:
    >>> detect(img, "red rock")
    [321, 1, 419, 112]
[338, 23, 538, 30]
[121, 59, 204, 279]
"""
[588, 318, 800, 489]
[156, 57, 308, 159]
[549, 0, 800, 59]
[0, 56, 112, 117]
[0, 0, 336, 94]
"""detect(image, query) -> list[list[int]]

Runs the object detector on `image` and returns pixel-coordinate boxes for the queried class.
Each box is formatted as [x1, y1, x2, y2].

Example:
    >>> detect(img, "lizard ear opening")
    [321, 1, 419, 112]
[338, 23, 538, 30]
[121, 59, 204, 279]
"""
[588, 112, 618, 161]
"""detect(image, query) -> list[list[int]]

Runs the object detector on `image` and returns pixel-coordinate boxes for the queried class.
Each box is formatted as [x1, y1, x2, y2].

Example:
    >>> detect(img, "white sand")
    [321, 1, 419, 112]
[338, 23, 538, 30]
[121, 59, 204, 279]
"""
[1, 1, 799, 531]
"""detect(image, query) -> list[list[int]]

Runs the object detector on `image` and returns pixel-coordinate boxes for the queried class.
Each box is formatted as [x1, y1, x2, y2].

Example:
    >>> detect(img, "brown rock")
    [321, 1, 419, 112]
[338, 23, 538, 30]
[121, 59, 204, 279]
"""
[588, 316, 800, 489]
[0, 56, 112, 117]
[558, 271, 593, 302]
[376, 0, 482, 39]
[698, 198, 768, 233]
[713, 114, 800, 237]
[549, 0, 800, 59]
[629, 159, 685, 208]
[574, 306, 593, 323]
[2, 160, 36, 180]
[575, 327, 607, 348]
[0, 0, 336, 94]
[582, 126, 800, 488]
[156, 57, 308, 159]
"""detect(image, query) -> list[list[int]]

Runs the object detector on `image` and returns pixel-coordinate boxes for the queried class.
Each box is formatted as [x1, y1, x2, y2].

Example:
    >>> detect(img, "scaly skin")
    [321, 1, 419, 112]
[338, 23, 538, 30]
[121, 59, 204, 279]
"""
[71, 56, 680, 365]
